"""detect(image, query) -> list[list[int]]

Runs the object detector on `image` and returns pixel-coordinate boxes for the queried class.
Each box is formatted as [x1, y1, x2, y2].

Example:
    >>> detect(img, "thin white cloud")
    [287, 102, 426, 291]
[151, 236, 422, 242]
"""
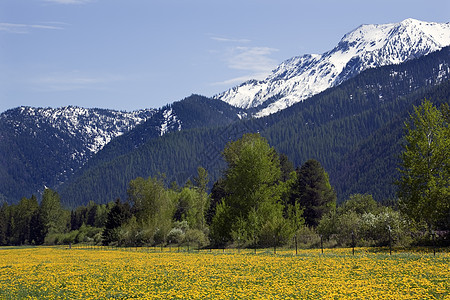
[32, 71, 124, 92]
[210, 34, 279, 87]
[227, 46, 279, 72]
[43, 0, 93, 4]
[211, 46, 279, 86]
[210, 36, 251, 43]
[0, 22, 65, 34]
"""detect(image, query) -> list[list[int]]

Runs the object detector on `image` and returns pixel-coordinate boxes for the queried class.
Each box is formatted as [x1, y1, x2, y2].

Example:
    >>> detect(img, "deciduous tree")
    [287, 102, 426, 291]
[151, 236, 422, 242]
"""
[397, 100, 449, 230]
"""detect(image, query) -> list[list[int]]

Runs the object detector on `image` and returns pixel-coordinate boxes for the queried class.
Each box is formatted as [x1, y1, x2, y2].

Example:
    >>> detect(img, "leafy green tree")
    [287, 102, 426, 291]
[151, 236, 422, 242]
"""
[318, 193, 411, 247]
[222, 133, 282, 218]
[210, 200, 232, 245]
[176, 187, 206, 230]
[290, 159, 336, 227]
[397, 100, 450, 231]
[339, 194, 378, 215]
[256, 200, 293, 248]
[193, 167, 210, 230]
[39, 188, 68, 243]
[127, 176, 177, 244]
[211, 133, 285, 245]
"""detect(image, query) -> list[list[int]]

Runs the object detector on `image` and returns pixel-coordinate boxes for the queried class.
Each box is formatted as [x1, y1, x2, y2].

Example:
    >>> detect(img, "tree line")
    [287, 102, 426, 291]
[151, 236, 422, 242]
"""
[0, 100, 448, 247]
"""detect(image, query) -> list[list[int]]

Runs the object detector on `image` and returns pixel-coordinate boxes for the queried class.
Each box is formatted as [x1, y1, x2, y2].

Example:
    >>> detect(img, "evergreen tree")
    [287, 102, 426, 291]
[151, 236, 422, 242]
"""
[291, 159, 336, 227]
[207, 178, 227, 225]
[102, 199, 131, 245]
[14, 196, 39, 245]
[279, 153, 295, 182]
[0, 203, 8, 245]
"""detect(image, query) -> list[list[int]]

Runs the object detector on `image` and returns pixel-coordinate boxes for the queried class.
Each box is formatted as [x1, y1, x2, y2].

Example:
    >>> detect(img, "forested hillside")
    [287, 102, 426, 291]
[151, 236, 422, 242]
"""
[331, 81, 450, 201]
[0, 107, 155, 203]
[78, 95, 243, 171]
[59, 47, 450, 206]
[0, 95, 242, 204]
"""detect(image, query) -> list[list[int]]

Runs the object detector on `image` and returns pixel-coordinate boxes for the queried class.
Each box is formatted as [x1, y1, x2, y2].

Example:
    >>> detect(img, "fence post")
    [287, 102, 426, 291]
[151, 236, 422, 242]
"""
[388, 225, 392, 255]
[273, 235, 276, 255]
[320, 235, 323, 254]
[432, 230, 436, 257]
[295, 234, 298, 255]
[352, 231, 355, 256]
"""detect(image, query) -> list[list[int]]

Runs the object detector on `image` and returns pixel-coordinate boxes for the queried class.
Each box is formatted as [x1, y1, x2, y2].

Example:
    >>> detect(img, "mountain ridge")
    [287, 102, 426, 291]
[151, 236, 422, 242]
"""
[215, 18, 450, 117]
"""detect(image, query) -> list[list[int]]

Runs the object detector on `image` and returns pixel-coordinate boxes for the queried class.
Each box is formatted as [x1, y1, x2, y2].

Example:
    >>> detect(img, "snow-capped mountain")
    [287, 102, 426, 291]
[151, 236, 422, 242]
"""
[0, 106, 155, 162]
[215, 18, 450, 117]
[0, 106, 156, 202]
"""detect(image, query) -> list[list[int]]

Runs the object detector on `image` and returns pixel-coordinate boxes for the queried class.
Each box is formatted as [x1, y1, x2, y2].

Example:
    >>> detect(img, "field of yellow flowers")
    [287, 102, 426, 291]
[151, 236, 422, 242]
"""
[0, 246, 448, 299]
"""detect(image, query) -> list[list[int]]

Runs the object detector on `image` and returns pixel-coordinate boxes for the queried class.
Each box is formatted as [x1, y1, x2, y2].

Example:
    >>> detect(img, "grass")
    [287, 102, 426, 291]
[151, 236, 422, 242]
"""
[0, 246, 448, 299]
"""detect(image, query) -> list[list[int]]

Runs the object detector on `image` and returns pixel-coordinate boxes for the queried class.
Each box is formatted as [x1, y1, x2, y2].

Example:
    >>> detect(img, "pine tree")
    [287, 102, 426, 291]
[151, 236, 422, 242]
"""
[291, 159, 336, 227]
[102, 199, 131, 245]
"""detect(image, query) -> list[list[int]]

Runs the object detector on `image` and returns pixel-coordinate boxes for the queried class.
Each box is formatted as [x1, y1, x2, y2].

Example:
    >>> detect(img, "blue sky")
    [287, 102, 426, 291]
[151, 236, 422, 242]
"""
[0, 0, 449, 113]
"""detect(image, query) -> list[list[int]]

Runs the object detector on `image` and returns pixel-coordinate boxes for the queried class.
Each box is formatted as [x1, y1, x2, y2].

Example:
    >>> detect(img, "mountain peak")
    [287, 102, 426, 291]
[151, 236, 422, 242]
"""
[215, 19, 450, 117]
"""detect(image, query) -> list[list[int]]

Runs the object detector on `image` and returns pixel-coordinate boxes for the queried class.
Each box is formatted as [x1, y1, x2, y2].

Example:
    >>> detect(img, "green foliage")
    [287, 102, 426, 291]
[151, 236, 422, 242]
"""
[210, 200, 232, 245]
[397, 100, 450, 230]
[167, 221, 189, 244]
[317, 194, 412, 247]
[339, 194, 378, 215]
[290, 159, 336, 227]
[128, 176, 176, 227]
[211, 133, 295, 247]
[222, 133, 282, 217]
[39, 189, 69, 240]
[175, 186, 208, 231]
[102, 199, 131, 245]
[184, 228, 209, 248]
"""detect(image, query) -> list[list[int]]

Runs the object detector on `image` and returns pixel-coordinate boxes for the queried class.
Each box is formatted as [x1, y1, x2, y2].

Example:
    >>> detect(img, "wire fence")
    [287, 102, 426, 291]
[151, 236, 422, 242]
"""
[67, 232, 448, 257]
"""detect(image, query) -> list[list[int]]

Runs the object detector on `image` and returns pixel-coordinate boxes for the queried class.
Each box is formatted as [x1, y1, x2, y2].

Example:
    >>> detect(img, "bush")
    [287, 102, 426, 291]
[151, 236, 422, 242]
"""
[167, 228, 184, 244]
[184, 229, 209, 248]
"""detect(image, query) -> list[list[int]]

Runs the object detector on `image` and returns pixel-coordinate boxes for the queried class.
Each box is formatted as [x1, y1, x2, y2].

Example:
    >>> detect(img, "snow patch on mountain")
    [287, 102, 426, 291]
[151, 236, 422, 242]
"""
[3, 106, 155, 160]
[160, 108, 182, 136]
[215, 18, 450, 117]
